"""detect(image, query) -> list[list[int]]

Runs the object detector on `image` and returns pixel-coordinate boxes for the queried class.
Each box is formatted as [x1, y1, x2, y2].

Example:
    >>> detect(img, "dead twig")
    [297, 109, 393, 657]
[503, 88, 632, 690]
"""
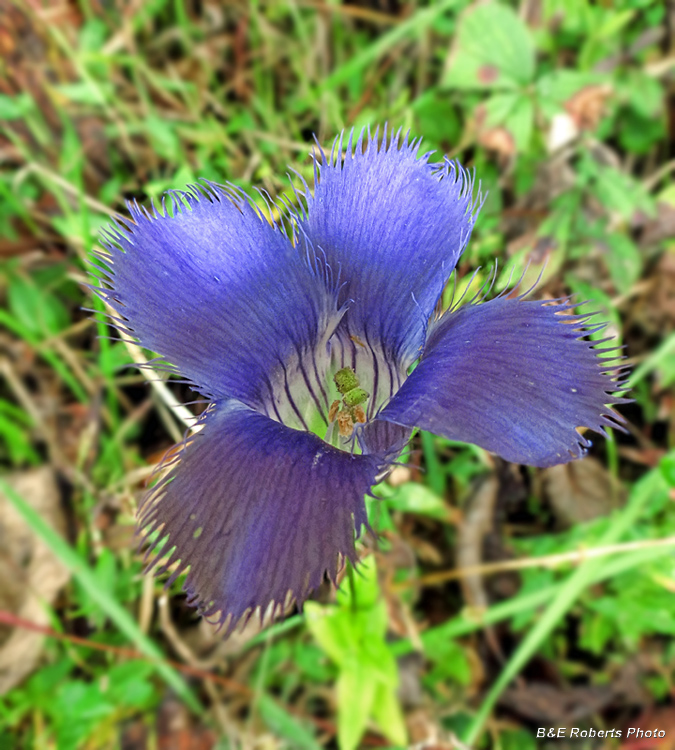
[395, 535, 675, 590]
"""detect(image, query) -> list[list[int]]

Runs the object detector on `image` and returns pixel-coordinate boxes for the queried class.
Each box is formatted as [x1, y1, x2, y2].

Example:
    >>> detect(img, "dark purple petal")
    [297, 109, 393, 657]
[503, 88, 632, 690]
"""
[141, 400, 383, 631]
[378, 295, 629, 467]
[298, 127, 480, 367]
[92, 185, 340, 409]
[357, 418, 413, 457]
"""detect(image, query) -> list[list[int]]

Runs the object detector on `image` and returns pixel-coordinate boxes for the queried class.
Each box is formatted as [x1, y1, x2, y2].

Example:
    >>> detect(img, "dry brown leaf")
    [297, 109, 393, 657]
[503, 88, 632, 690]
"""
[0, 467, 70, 694]
[156, 696, 218, 750]
[620, 706, 675, 750]
[542, 456, 624, 527]
[456, 474, 500, 611]
[500, 682, 613, 723]
[565, 84, 612, 131]
[478, 127, 516, 159]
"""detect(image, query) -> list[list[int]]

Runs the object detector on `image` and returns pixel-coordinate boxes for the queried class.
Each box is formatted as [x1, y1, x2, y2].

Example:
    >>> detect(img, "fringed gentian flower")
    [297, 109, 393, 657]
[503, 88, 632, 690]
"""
[92, 128, 628, 632]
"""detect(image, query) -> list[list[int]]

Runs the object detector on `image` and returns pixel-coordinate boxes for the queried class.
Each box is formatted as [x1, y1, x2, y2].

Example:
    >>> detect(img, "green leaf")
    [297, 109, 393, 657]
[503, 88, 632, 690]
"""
[106, 661, 157, 709]
[7, 273, 70, 338]
[370, 682, 408, 747]
[496, 245, 565, 295]
[618, 109, 665, 155]
[385, 482, 448, 519]
[622, 70, 664, 120]
[145, 115, 181, 161]
[0, 410, 40, 465]
[536, 70, 608, 106]
[336, 555, 380, 610]
[337, 661, 378, 750]
[0, 93, 34, 120]
[605, 233, 642, 294]
[53, 82, 112, 105]
[258, 695, 321, 750]
[578, 609, 615, 654]
[504, 95, 534, 151]
[594, 166, 654, 220]
[484, 92, 519, 124]
[423, 635, 472, 686]
[564, 278, 622, 345]
[292, 643, 336, 683]
[411, 90, 461, 147]
[445, 3, 535, 90]
[660, 453, 675, 488]
[304, 603, 350, 667]
[51, 211, 109, 243]
[78, 17, 109, 52]
[362, 638, 399, 687]
[595, 8, 635, 40]
[500, 729, 538, 750]
[96, 341, 134, 376]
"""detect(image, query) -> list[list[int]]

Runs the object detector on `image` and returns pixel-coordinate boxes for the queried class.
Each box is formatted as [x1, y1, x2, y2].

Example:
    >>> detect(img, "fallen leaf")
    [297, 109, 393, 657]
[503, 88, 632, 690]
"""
[565, 84, 612, 131]
[542, 457, 624, 527]
[0, 468, 70, 694]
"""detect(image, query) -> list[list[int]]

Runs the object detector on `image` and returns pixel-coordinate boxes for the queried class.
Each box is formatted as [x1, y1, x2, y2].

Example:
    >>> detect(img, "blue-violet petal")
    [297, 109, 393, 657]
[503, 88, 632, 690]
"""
[92, 184, 340, 409]
[140, 400, 383, 631]
[378, 295, 629, 467]
[298, 127, 480, 368]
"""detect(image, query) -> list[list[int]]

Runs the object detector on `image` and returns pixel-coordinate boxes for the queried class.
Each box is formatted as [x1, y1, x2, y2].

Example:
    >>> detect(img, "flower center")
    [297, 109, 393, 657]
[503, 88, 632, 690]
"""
[327, 366, 370, 439]
[262, 329, 408, 453]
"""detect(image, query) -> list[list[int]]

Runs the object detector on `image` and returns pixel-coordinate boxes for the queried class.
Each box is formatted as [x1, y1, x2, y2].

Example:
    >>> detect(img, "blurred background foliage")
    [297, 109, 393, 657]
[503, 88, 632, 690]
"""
[0, 0, 674, 748]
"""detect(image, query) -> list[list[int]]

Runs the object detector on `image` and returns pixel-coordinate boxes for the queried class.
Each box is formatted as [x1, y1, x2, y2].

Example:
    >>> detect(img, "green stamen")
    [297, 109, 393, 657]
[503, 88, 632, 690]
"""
[334, 367, 359, 395]
[329, 367, 370, 438]
[343, 387, 368, 407]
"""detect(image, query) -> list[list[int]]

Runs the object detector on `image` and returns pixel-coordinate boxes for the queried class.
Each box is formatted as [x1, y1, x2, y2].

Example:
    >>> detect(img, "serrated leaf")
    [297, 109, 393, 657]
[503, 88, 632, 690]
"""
[412, 90, 461, 145]
[536, 70, 608, 106]
[484, 92, 519, 125]
[445, 3, 535, 90]
[504, 95, 533, 151]
[605, 233, 642, 294]
[594, 166, 654, 220]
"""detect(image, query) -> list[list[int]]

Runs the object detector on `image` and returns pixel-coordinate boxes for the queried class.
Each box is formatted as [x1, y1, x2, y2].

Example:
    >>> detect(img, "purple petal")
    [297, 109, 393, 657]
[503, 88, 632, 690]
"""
[141, 400, 383, 630]
[92, 185, 340, 409]
[298, 127, 480, 367]
[378, 295, 629, 467]
[357, 418, 413, 457]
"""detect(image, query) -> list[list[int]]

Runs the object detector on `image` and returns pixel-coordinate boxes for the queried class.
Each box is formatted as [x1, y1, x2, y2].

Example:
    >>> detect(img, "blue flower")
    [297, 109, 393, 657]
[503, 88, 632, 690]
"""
[92, 127, 628, 631]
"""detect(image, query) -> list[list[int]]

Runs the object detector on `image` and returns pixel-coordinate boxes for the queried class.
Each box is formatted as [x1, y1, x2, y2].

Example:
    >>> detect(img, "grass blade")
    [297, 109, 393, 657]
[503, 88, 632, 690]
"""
[462, 468, 665, 745]
[319, 0, 460, 92]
